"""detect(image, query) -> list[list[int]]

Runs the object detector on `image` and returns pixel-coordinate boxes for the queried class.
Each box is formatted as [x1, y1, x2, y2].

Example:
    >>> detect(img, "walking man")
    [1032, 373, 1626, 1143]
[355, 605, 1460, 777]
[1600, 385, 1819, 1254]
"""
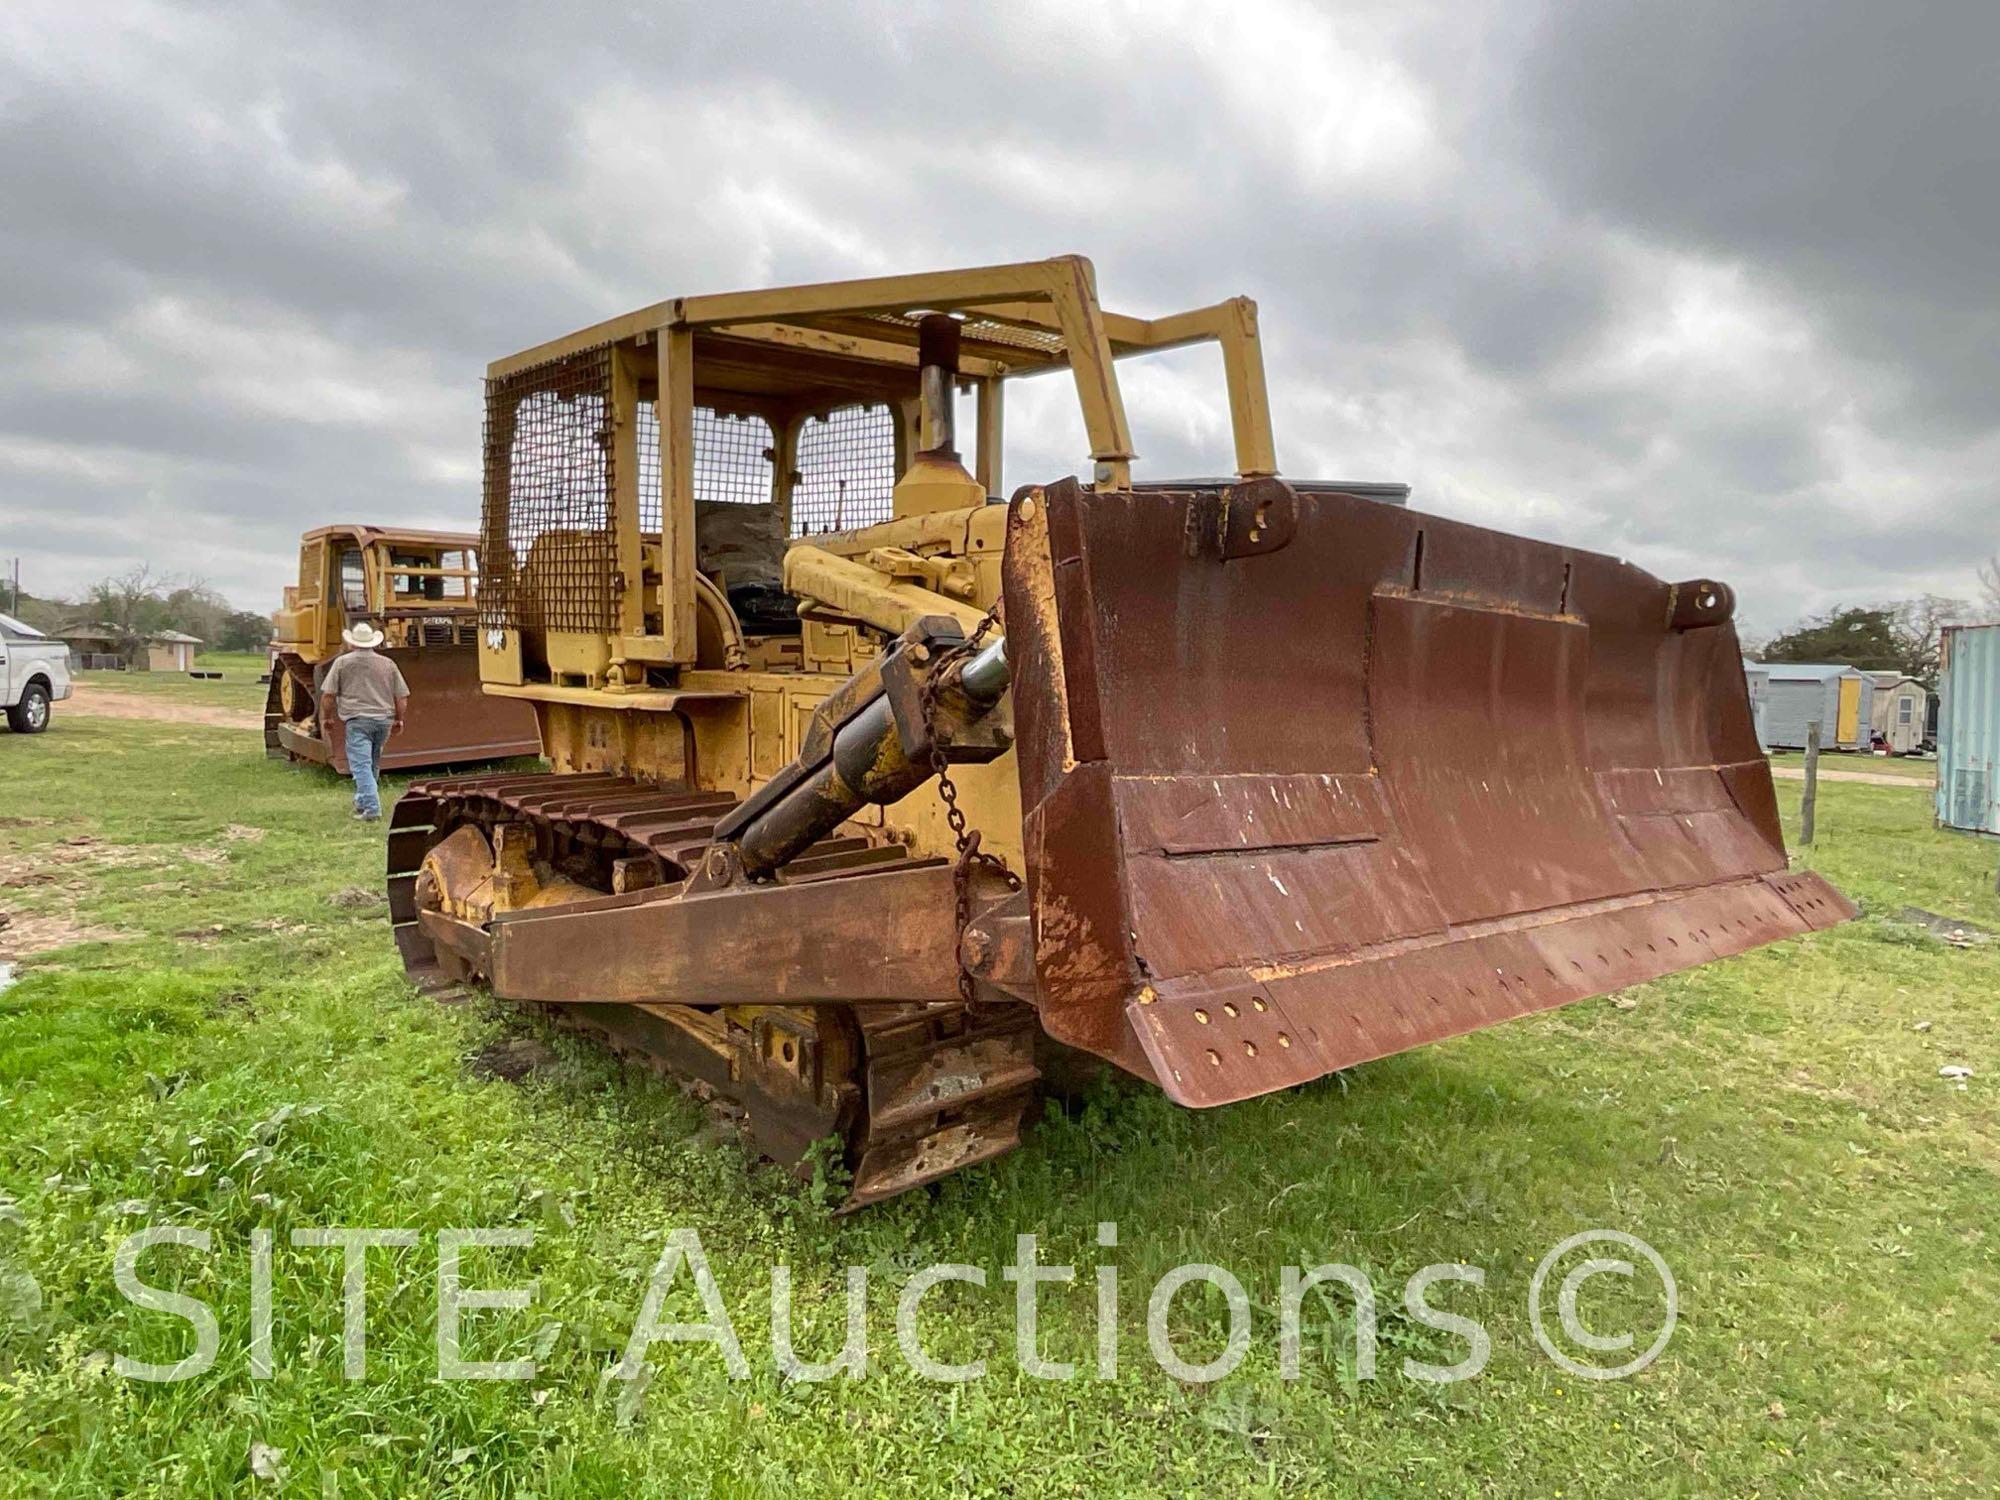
[318, 622, 408, 822]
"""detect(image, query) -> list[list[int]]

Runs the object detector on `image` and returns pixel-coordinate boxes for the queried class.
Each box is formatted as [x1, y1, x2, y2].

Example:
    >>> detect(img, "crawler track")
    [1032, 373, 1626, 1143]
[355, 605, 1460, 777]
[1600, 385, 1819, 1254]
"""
[385, 772, 1040, 1208]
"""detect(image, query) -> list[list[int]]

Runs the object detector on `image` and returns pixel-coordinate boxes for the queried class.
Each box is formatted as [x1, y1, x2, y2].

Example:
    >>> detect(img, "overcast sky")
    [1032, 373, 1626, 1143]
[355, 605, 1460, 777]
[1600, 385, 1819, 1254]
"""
[2, 1, 1995, 637]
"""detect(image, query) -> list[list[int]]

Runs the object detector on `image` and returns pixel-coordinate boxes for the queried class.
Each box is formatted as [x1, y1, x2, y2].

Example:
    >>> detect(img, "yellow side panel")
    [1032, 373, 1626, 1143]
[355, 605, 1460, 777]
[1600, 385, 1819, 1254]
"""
[788, 694, 825, 758]
[538, 704, 689, 780]
[1836, 677, 1861, 744]
[749, 688, 787, 778]
[546, 630, 612, 680]
[479, 630, 526, 687]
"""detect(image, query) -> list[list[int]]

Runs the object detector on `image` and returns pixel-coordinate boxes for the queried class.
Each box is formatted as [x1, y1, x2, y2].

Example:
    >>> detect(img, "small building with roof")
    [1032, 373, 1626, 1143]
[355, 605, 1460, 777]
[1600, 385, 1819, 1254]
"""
[1752, 663, 1875, 751]
[1864, 671, 1931, 754]
[57, 623, 204, 673]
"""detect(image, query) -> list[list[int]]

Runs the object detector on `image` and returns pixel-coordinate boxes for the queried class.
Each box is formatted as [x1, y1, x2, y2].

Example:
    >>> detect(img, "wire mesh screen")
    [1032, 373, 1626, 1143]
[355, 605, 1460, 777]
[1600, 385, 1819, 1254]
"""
[696, 409, 776, 508]
[634, 405, 775, 532]
[636, 404, 660, 533]
[482, 347, 617, 634]
[793, 404, 897, 536]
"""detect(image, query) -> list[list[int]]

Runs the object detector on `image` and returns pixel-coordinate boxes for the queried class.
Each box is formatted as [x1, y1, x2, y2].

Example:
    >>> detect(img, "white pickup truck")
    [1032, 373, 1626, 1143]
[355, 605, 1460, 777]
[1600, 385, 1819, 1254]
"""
[0, 611, 72, 734]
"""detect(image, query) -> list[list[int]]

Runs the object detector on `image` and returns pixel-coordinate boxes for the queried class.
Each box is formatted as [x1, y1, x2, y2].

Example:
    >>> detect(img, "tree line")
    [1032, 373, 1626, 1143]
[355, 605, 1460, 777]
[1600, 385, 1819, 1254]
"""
[7, 565, 270, 653]
[1753, 593, 1988, 687]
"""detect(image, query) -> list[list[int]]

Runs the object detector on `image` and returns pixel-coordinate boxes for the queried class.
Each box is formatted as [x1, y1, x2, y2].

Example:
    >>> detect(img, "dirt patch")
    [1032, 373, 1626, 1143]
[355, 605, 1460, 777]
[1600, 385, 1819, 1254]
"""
[208, 987, 257, 1019]
[223, 825, 267, 843]
[0, 864, 64, 891]
[0, 908, 133, 963]
[0, 836, 166, 891]
[64, 684, 261, 731]
[327, 886, 386, 910]
[176, 916, 311, 945]
[180, 846, 230, 868]
[1769, 766, 1935, 789]
[1894, 907, 1994, 947]
[470, 1036, 559, 1082]
[0, 835, 159, 960]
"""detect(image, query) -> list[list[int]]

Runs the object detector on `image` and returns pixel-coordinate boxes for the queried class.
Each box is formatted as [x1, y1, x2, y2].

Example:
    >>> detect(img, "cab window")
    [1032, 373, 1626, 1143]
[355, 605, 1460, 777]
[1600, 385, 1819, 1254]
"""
[339, 549, 367, 610]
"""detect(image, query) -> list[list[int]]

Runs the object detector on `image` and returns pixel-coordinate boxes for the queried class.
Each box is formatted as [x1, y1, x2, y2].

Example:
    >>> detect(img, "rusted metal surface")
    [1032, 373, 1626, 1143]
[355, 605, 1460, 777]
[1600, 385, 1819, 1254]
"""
[493, 862, 962, 1005]
[375, 455, 1854, 1203]
[385, 775, 1040, 1210]
[846, 1003, 1038, 1208]
[417, 907, 492, 973]
[267, 647, 539, 773]
[1001, 478, 1855, 1106]
[959, 888, 1038, 999]
[554, 998, 1038, 1210]
[388, 770, 965, 1004]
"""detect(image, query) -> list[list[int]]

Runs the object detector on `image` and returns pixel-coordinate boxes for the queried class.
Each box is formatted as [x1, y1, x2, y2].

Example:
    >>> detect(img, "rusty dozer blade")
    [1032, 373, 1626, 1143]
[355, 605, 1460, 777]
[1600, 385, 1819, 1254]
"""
[271, 646, 540, 773]
[1001, 477, 1852, 1107]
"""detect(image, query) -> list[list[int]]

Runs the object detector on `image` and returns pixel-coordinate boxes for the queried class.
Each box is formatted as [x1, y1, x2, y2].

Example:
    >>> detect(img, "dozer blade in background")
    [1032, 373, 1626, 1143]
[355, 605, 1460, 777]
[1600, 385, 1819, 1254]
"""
[262, 669, 287, 760]
[373, 647, 540, 770]
[274, 646, 540, 773]
[1002, 478, 1852, 1106]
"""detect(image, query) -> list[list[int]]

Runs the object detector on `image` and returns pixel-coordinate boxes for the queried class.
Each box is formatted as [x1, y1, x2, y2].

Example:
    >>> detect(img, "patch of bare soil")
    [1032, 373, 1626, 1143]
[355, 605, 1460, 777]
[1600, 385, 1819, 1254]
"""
[470, 1035, 559, 1082]
[0, 835, 164, 889]
[327, 886, 386, 910]
[223, 825, 267, 842]
[64, 684, 260, 731]
[1895, 907, 1994, 947]
[0, 909, 132, 962]
[0, 835, 156, 961]
[175, 916, 312, 945]
[1769, 765, 1935, 789]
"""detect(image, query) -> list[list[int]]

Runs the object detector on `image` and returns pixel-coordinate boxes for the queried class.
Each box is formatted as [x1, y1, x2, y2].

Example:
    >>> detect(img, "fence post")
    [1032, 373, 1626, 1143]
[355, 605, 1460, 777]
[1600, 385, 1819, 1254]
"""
[1801, 720, 1821, 847]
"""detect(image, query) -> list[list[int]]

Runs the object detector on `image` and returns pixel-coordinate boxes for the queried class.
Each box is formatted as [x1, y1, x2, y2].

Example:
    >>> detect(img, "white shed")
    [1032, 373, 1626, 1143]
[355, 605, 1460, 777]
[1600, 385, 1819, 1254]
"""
[1754, 663, 1874, 751]
[1865, 672, 1931, 754]
[145, 629, 203, 673]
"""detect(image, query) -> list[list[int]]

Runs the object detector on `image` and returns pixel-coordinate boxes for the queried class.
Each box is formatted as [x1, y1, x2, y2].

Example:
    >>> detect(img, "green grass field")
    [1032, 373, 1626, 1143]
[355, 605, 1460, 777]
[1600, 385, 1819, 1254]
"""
[71, 651, 271, 713]
[2, 693, 1995, 1496]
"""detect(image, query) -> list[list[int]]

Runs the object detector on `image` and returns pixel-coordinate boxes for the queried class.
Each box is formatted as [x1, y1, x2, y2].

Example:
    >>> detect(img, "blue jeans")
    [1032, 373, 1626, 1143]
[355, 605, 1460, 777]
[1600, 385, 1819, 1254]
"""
[344, 716, 393, 816]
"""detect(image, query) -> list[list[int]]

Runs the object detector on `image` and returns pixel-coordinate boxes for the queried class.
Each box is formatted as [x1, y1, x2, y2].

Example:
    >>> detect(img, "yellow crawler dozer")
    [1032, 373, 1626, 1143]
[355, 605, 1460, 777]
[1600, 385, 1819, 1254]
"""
[387, 256, 1851, 1208]
[267, 525, 540, 773]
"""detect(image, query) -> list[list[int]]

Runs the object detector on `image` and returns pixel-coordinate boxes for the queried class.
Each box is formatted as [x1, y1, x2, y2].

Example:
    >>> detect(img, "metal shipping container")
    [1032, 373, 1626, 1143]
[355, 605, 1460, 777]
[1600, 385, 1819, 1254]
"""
[1755, 663, 1875, 751]
[1742, 661, 1772, 751]
[1936, 623, 2000, 837]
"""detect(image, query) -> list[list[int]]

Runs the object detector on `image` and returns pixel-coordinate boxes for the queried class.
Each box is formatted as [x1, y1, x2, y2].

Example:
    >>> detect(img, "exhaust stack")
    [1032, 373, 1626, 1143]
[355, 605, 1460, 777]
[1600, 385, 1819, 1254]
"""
[894, 313, 986, 517]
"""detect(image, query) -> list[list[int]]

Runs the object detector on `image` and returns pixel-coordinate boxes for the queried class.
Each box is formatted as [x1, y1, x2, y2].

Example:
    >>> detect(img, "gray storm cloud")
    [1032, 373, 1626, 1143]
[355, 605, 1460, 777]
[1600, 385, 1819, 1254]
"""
[1, 0, 1993, 636]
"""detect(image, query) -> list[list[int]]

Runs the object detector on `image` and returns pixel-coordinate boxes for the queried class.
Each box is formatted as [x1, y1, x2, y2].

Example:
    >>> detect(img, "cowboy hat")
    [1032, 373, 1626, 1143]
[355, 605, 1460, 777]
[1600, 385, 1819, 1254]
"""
[341, 621, 387, 650]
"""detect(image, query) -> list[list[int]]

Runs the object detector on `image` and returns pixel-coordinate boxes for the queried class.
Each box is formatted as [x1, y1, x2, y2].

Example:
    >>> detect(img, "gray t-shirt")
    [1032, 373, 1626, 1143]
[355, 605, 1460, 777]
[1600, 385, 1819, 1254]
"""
[321, 649, 410, 722]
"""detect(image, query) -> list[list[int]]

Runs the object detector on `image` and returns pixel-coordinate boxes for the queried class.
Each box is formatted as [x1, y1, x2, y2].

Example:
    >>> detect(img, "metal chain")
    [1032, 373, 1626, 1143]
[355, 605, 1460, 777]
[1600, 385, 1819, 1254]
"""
[921, 601, 1019, 1005]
